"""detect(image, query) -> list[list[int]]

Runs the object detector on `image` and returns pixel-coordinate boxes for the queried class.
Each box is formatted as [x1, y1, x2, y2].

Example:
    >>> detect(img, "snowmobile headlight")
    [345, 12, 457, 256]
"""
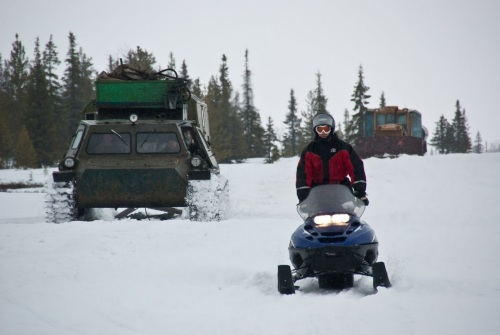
[64, 157, 76, 169]
[313, 214, 350, 227]
[190, 156, 202, 167]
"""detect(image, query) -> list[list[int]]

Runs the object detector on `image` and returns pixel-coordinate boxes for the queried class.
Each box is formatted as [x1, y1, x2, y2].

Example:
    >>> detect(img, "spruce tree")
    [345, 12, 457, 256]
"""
[342, 108, 351, 141]
[205, 75, 229, 160]
[3, 34, 29, 136]
[0, 54, 4, 91]
[126, 46, 156, 71]
[379, 91, 386, 107]
[61, 32, 95, 139]
[13, 125, 38, 168]
[430, 115, 450, 154]
[206, 55, 245, 162]
[348, 64, 371, 143]
[0, 53, 15, 167]
[282, 89, 301, 157]
[240, 49, 264, 158]
[106, 55, 121, 72]
[263, 116, 279, 163]
[191, 78, 204, 99]
[0, 88, 14, 168]
[26, 37, 53, 165]
[43, 35, 61, 99]
[216, 55, 235, 162]
[43, 35, 64, 158]
[4, 34, 29, 102]
[444, 122, 455, 154]
[180, 60, 190, 81]
[79, 48, 95, 102]
[313, 72, 328, 114]
[460, 108, 472, 153]
[451, 100, 471, 153]
[167, 52, 176, 71]
[61, 32, 81, 138]
[0, 55, 7, 166]
[336, 120, 343, 137]
[300, 90, 316, 146]
[298, 73, 330, 147]
[472, 132, 483, 153]
[107, 55, 115, 72]
[219, 54, 245, 162]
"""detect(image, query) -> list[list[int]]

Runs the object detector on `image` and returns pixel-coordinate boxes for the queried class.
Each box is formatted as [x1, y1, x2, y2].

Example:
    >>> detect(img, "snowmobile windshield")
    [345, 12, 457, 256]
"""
[297, 184, 365, 220]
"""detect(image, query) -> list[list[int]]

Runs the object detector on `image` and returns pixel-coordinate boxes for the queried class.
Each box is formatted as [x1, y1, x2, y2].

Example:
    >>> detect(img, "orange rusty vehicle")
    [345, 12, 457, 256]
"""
[353, 106, 428, 158]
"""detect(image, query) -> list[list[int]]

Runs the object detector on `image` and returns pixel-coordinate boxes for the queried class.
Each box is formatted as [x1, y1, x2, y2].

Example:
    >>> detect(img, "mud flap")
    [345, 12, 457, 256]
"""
[372, 262, 391, 289]
[278, 265, 295, 295]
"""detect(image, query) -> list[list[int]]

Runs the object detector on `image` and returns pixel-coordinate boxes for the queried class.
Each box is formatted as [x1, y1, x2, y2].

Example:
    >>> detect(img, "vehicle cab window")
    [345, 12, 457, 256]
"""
[376, 114, 385, 126]
[137, 132, 180, 154]
[181, 127, 198, 153]
[87, 132, 131, 154]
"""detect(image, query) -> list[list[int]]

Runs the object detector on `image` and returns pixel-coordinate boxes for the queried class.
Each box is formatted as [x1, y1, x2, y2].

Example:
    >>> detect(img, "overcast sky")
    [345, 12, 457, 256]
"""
[1, 0, 499, 145]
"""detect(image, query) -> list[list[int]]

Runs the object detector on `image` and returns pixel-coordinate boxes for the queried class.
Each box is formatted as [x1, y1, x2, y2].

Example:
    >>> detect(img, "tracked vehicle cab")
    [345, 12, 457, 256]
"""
[47, 65, 228, 223]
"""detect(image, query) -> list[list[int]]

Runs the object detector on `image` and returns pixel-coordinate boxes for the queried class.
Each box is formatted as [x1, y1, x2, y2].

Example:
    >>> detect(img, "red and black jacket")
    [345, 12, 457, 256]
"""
[296, 133, 366, 201]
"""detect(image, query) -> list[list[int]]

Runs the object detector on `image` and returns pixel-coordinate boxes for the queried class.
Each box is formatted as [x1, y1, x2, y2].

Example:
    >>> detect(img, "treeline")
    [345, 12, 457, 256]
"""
[429, 100, 486, 154]
[0, 32, 490, 169]
[0, 32, 369, 168]
[0, 33, 94, 168]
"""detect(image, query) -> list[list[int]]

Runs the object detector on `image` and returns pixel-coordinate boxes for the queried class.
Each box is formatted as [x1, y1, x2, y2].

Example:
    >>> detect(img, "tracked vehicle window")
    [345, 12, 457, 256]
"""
[71, 130, 84, 150]
[137, 132, 180, 154]
[397, 114, 407, 125]
[386, 113, 395, 123]
[376, 114, 385, 126]
[181, 127, 199, 154]
[411, 112, 423, 138]
[87, 132, 131, 154]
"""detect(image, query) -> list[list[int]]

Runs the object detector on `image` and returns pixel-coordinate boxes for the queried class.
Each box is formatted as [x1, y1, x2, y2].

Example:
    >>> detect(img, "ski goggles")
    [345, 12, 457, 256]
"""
[315, 125, 331, 134]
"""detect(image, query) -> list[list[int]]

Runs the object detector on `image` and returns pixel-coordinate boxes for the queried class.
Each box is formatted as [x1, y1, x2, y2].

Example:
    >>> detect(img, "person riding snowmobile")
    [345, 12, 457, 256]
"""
[296, 113, 368, 205]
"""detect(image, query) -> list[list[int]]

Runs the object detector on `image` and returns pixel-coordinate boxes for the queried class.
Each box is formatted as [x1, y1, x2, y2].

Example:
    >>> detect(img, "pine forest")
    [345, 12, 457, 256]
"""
[0, 33, 489, 169]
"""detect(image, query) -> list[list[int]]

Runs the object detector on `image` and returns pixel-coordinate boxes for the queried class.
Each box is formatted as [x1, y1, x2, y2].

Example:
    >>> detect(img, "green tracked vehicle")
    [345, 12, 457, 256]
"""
[45, 65, 228, 223]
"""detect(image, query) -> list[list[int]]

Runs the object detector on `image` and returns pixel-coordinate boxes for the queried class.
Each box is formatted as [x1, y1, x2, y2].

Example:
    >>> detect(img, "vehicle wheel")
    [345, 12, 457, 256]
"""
[372, 262, 391, 289]
[278, 265, 295, 294]
[318, 273, 354, 290]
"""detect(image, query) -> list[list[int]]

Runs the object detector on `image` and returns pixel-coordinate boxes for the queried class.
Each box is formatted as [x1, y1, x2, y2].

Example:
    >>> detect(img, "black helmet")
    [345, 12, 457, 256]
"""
[312, 113, 335, 132]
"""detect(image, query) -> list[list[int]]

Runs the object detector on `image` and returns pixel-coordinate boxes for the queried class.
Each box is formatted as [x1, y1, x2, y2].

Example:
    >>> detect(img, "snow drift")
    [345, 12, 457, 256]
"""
[1, 153, 499, 335]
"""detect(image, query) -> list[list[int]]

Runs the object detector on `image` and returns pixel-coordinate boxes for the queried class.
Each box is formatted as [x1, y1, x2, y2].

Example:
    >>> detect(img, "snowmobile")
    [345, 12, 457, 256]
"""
[278, 184, 391, 294]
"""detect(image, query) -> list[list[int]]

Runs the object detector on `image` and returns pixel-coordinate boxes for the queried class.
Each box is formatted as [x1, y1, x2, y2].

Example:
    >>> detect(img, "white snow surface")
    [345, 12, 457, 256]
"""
[1, 153, 499, 335]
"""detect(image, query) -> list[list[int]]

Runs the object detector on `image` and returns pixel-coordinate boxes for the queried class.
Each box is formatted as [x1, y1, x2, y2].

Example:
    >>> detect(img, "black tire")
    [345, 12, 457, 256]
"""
[277, 265, 295, 294]
[318, 273, 354, 290]
[372, 262, 391, 289]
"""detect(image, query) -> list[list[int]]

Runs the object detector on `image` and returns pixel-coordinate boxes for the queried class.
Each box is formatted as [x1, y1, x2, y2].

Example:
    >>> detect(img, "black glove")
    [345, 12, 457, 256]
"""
[353, 182, 366, 195]
[297, 188, 310, 202]
[354, 191, 369, 206]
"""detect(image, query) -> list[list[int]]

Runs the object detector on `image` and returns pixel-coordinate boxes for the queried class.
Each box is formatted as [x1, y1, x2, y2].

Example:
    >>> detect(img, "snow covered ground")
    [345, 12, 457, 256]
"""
[1, 153, 499, 335]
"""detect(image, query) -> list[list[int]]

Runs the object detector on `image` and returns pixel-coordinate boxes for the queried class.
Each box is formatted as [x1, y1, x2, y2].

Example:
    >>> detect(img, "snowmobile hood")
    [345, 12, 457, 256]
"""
[297, 184, 365, 220]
